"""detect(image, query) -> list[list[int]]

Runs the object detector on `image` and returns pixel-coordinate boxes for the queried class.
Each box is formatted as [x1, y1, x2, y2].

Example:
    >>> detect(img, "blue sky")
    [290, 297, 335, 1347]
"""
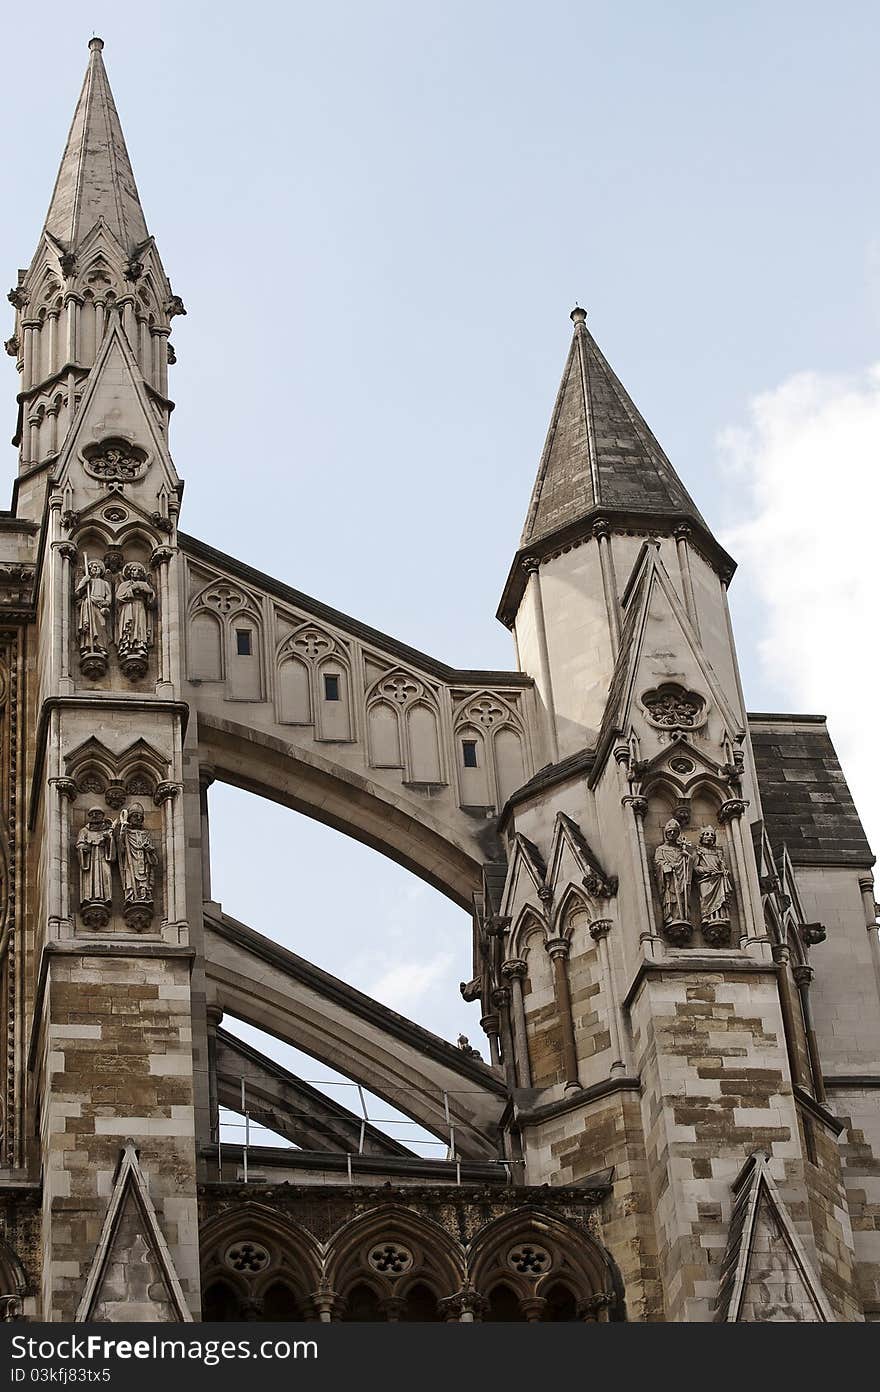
[3, 3, 877, 1088]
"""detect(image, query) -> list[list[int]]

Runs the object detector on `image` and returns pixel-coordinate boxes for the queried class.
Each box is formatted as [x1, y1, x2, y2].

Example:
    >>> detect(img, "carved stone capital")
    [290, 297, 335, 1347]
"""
[60, 509, 80, 533]
[308, 1286, 343, 1321]
[583, 868, 617, 899]
[577, 1291, 616, 1321]
[154, 781, 181, 805]
[591, 518, 611, 540]
[623, 794, 648, 819]
[718, 798, 747, 824]
[537, 885, 553, 905]
[150, 546, 174, 570]
[772, 943, 791, 967]
[673, 523, 692, 542]
[51, 777, 78, 801]
[479, 1012, 499, 1035]
[612, 741, 631, 765]
[151, 511, 174, 535]
[661, 919, 692, 946]
[521, 556, 540, 577]
[105, 779, 127, 810]
[438, 1288, 488, 1321]
[589, 918, 612, 941]
[378, 1295, 407, 1322]
[490, 985, 512, 1008]
[487, 913, 511, 937]
[800, 922, 826, 947]
[545, 935, 570, 960]
[792, 964, 815, 989]
[518, 1295, 547, 1321]
[501, 958, 528, 981]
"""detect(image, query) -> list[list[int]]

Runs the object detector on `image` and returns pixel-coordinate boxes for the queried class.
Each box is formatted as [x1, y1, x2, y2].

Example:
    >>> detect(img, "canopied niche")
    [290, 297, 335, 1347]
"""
[644, 779, 740, 948]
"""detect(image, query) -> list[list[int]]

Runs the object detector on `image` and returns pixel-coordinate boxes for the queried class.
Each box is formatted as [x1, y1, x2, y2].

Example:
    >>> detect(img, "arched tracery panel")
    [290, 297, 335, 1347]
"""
[467, 1209, 623, 1323]
[199, 1204, 322, 1322]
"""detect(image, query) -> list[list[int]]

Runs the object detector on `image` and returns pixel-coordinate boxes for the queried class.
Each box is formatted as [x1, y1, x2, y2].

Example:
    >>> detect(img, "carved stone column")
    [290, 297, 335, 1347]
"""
[719, 798, 765, 949]
[50, 777, 77, 940]
[858, 874, 880, 1008]
[491, 985, 517, 1091]
[792, 963, 827, 1106]
[589, 919, 626, 1076]
[198, 765, 215, 902]
[205, 1003, 223, 1143]
[309, 1284, 344, 1323]
[146, 544, 172, 693]
[522, 557, 559, 765]
[545, 936, 580, 1091]
[501, 958, 532, 1088]
[772, 944, 807, 1092]
[623, 793, 659, 948]
[592, 519, 621, 652]
[674, 523, 700, 633]
[155, 780, 181, 930]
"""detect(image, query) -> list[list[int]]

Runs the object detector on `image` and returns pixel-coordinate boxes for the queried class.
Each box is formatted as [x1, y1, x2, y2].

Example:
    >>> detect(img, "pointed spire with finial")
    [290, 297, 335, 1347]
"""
[519, 305, 708, 548]
[43, 37, 149, 254]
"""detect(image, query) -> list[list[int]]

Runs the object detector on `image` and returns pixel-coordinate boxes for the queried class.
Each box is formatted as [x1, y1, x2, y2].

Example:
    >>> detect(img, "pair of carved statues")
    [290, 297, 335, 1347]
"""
[654, 819, 733, 945]
[75, 803, 157, 931]
[75, 556, 156, 679]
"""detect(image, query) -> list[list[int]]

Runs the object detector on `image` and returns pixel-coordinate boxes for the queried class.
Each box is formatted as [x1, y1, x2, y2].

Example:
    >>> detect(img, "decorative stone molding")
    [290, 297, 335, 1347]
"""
[792, 964, 815, 989]
[153, 781, 181, 806]
[438, 1288, 489, 1321]
[589, 919, 612, 941]
[545, 935, 570, 960]
[718, 798, 747, 824]
[640, 682, 707, 734]
[578, 1291, 616, 1321]
[501, 958, 528, 980]
[81, 439, 150, 483]
[799, 922, 826, 947]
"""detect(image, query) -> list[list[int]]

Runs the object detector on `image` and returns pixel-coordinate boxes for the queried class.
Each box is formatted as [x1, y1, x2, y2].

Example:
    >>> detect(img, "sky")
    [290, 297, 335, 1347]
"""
[1, 3, 877, 1127]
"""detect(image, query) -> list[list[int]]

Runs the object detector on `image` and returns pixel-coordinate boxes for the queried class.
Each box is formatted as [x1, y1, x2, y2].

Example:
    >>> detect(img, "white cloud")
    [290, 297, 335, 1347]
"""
[369, 952, 455, 1014]
[720, 364, 880, 855]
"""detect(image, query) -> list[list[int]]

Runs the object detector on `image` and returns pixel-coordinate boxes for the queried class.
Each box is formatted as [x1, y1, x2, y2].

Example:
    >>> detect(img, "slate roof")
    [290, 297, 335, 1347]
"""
[44, 39, 149, 253]
[520, 309, 708, 548]
[748, 714, 873, 867]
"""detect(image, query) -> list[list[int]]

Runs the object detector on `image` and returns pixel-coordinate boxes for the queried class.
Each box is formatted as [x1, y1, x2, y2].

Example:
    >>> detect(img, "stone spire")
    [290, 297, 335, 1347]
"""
[43, 38, 149, 255]
[520, 307, 708, 548]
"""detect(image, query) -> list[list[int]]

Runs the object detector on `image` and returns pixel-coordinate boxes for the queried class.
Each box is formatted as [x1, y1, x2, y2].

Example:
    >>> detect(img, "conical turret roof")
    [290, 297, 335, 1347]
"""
[43, 38, 149, 254]
[521, 307, 708, 547]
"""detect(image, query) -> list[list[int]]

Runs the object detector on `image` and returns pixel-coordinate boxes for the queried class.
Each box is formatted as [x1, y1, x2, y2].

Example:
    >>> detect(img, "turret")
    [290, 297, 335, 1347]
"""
[7, 38, 183, 517]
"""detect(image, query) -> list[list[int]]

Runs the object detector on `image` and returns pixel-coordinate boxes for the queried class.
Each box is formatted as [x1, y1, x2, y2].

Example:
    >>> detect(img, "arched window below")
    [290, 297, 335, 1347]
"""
[203, 1279, 240, 1322]
[541, 1282, 579, 1321]
[260, 1281, 302, 1321]
[401, 1282, 441, 1322]
[485, 1283, 525, 1322]
[343, 1283, 383, 1322]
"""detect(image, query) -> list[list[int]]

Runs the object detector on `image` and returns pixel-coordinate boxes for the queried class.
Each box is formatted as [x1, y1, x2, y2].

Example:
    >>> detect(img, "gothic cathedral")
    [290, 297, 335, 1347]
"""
[0, 39, 877, 1324]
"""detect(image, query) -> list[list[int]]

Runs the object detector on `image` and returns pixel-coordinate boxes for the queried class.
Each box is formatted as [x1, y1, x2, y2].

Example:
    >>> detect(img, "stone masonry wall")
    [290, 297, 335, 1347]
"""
[39, 948, 199, 1320]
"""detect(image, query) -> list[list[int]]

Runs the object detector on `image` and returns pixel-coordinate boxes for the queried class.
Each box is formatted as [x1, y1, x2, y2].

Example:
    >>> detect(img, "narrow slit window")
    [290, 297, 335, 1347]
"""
[235, 629, 252, 656]
[462, 740, 478, 768]
[324, 673, 340, 701]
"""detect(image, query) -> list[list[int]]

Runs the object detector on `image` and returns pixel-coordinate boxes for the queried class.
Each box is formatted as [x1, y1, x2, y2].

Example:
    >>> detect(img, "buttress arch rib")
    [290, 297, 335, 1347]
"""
[203, 909, 507, 1160]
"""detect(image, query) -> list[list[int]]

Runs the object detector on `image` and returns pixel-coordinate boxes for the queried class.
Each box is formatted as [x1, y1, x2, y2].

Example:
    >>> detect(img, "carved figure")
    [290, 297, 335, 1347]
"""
[694, 827, 733, 945]
[75, 558, 112, 676]
[114, 562, 156, 679]
[654, 817, 693, 942]
[114, 803, 157, 929]
[76, 806, 114, 927]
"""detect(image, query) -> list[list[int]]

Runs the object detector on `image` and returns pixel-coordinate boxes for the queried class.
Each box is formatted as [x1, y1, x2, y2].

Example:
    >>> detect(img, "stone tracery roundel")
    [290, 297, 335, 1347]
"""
[640, 683, 707, 733]
[367, 1242, 413, 1275]
[224, 1240, 271, 1274]
[507, 1242, 552, 1277]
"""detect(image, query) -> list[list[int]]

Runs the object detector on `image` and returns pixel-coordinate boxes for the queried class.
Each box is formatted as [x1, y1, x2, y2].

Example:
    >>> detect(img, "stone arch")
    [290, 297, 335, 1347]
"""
[326, 1204, 465, 1316]
[508, 904, 548, 961]
[467, 1209, 623, 1321]
[198, 714, 485, 908]
[453, 691, 527, 811]
[199, 1202, 322, 1321]
[0, 1235, 28, 1298]
[552, 883, 593, 940]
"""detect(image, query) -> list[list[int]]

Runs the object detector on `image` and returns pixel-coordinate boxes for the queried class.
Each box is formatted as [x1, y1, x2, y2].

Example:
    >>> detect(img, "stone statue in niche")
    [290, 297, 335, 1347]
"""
[76, 807, 115, 928]
[114, 803, 157, 930]
[654, 817, 694, 943]
[75, 557, 113, 677]
[694, 827, 733, 945]
[114, 562, 156, 679]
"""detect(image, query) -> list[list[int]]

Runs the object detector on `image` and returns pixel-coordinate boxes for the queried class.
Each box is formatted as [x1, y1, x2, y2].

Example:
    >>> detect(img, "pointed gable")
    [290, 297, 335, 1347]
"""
[75, 1142, 193, 1322]
[521, 308, 707, 548]
[715, 1151, 833, 1322]
[54, 317, 179, 498]
[44, 39, 149, 254]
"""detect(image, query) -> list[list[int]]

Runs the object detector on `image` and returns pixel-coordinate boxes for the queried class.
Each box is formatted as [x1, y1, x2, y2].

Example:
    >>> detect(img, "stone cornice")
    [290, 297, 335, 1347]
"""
[496, 508, 737, 628]
[622, 954, 780, 1013]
